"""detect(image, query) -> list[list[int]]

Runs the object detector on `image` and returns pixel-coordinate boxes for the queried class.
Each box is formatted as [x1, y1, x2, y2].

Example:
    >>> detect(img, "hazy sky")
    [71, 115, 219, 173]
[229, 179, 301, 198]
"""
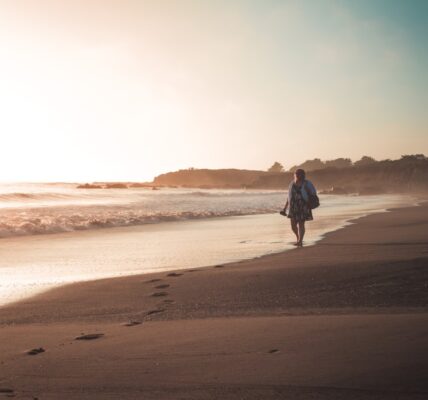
[1, 0, 427, 181]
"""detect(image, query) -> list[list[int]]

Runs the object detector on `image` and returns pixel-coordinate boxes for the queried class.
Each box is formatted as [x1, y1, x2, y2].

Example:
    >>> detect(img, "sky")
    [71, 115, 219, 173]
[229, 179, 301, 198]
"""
[0, 0, 427, 182]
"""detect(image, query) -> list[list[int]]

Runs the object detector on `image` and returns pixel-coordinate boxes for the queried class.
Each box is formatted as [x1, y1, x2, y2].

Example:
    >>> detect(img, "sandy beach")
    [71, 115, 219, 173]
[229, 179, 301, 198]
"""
[2, 1, 427, 398]
[0, 202, 427, 399]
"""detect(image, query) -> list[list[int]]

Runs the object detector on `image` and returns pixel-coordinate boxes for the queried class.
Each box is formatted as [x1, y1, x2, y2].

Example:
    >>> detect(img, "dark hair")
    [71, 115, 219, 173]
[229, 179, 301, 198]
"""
[295, 169, 306, 179]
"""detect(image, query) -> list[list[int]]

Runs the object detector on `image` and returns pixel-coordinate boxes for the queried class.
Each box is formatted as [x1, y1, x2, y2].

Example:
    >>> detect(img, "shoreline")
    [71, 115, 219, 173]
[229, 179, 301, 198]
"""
[1, 200, 426, 319]
[0, 194, 418, 308]
[0, 201, 427, 399]
[1, 201, 427, 322]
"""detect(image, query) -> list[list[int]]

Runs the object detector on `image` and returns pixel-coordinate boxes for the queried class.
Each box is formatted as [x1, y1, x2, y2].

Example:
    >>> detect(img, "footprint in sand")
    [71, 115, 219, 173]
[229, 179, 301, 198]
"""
[166, 272, 182, 277]
[154, 284, 170, 289]
[27, 347, 45, 355]
[151, 291, 168, 297]
[122, 320, 142, 327]
[146, 309, 165, 316]
[75, 333, 104, 341]
[144, 278, 162, 284]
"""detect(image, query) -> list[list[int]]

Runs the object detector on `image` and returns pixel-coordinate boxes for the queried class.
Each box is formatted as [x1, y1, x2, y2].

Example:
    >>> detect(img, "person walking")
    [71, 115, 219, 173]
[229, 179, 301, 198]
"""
[283, 168, 318, 246]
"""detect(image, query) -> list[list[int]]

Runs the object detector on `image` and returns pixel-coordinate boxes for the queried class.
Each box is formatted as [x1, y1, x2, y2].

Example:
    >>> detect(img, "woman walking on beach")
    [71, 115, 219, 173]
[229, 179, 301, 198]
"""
[283, 168, 318, 247]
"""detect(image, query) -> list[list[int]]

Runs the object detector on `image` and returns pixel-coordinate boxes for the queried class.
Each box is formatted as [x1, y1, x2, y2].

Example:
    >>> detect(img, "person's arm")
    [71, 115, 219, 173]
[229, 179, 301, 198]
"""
[285, 181, 293, 211]
[284, 199, 288, 211]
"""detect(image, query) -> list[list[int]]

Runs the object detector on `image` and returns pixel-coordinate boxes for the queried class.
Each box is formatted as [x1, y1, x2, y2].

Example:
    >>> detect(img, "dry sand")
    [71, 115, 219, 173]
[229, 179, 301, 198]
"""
[0, 202, 427, 399]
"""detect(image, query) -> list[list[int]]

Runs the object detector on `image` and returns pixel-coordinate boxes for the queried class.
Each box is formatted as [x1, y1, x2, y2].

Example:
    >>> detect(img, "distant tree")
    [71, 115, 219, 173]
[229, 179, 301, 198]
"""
[289, 158, 325, 172]
[268, 162, 285, 173]
[354, 156, 376, 167]
[325, 158, 352, 169]
[401, 154, 426, 161]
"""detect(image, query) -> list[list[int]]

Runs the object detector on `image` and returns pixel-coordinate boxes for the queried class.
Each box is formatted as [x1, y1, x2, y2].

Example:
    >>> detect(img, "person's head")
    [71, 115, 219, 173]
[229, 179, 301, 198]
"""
[294, 168, 306, 183]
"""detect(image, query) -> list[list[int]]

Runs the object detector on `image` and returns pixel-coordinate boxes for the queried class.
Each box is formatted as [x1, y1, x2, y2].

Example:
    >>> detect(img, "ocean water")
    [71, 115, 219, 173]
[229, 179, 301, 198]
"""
[0, 183, 415, 306]
[0, 183, 286, 237]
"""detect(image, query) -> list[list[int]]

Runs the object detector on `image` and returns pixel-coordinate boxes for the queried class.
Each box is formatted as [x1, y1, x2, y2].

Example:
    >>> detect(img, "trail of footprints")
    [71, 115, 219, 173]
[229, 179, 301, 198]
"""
[6, 265, 281, 399]
[140, 265, 225, 321]
[4, 270, 184, 398]
[143, 271, 183, 318]
[19, 271, 184, 369]
[23, 267, 219, 358]
[126, 270, 187, 325]
[20, 267, 216, 360]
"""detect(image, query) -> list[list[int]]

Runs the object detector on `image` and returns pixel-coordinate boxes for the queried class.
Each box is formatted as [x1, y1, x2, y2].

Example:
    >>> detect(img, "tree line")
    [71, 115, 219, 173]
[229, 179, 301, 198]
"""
[267, 154, 427, 173]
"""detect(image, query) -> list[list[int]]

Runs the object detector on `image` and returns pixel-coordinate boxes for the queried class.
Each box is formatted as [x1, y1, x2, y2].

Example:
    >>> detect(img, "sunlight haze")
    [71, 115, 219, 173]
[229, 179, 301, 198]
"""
[0, 0, 427, 181]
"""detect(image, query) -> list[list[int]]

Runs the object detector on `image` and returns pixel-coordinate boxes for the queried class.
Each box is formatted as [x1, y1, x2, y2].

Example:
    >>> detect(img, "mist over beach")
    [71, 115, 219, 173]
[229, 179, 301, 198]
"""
[0, 1, 427, 399]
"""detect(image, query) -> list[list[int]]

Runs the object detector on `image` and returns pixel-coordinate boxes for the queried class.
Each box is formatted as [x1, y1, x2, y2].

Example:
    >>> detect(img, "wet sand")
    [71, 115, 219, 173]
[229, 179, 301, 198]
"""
[0, 203, 427, 399]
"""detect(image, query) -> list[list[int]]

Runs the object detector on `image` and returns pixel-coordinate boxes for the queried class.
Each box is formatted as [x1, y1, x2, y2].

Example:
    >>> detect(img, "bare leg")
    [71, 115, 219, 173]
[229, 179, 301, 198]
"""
[290, 219, 299, 243]
[297, 221, 305, 246]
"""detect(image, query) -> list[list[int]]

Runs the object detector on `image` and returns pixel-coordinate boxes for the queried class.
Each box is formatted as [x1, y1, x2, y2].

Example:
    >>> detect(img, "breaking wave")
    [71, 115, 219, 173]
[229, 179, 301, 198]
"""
[0, 184, 287, 238]
[186, 191, 284, 197]
[0, 208, 277, 238]
[0, 192, 73, 201]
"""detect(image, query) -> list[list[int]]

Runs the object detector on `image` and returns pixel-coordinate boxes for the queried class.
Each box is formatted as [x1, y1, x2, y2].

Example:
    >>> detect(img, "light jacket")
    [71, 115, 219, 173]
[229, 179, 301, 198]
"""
[287, 179, 317, 206]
